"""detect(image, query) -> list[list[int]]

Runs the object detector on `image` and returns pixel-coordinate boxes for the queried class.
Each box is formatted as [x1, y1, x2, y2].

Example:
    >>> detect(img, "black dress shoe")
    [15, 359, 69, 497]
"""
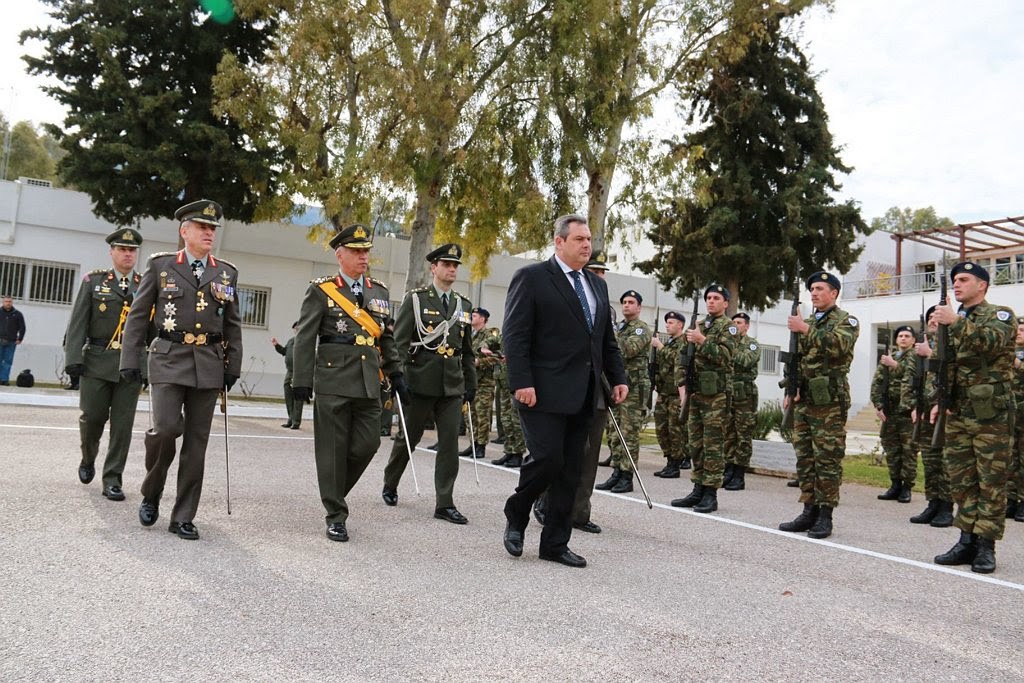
[423, 442, 438, 451]
[434, 507, 468, 525]
[78, 462, 95, 484]
[326, 522, 349, 542]
[382, 488, 398, 506]
[573, 520, 602, 534]
[290, 424, 300, 430]
[168, 521, 199, 540]
[532, 501, 546, 526]
[539, 548, 587, 568]
[138, 499, 159, 526]
[281, 422, 293, 428]
[102, 485, 126, 501]
[503, 523, 523, 557]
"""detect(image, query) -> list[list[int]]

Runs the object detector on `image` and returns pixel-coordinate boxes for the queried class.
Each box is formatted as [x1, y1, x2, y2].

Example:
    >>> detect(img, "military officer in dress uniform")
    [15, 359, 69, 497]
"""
[65, 227, 146, 501]
[292, 224, 405, 543]
[382, 243, 477, 524]
[119, 200, 243, 541]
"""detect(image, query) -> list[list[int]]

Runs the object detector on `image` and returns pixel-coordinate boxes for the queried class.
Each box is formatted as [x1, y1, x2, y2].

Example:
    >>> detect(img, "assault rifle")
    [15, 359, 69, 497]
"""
[880, 321, 892, 416]
[930, 261, 951, 448]
[779, 280, 801, 431]
[678, 293, 700, 421]
[910, 299, 928, 442]
[648, 313, 659, 411]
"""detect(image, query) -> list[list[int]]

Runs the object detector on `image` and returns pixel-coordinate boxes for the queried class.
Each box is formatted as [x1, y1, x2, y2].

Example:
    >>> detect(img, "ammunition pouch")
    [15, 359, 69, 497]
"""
[698, 371, 720, 395]
[732, 381, 747, 401]
[967, 383, 997, 420]
[807, 376, 832, 406]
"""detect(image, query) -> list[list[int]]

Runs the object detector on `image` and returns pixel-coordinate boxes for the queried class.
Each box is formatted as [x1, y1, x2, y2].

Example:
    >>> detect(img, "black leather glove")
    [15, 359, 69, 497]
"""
[224, 374, 239, 392]
[120, 368, 143, 385]
[389, 373, 412, 406]
[293, 386, 313, 403]
[463, 387, 476, 405]
[65, 364, 83, 380]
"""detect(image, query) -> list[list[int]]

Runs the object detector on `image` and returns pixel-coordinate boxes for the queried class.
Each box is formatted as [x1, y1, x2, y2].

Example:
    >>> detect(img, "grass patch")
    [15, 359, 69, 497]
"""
[843, 454, 926, 492]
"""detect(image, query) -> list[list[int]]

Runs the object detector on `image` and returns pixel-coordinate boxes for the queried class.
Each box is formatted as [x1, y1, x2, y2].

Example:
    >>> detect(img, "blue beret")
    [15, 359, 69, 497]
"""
[704, 284, 729, 301]
[950, 261, 989, 284]
[806, 271, 841, 291]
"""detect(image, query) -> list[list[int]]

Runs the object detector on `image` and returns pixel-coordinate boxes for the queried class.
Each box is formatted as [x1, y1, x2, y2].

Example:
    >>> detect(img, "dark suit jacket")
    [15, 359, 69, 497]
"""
[502, 256, 626, 414]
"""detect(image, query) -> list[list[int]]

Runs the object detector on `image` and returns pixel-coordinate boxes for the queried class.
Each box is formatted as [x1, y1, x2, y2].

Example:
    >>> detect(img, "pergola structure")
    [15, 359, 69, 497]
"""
[891, 215, 1024, 276]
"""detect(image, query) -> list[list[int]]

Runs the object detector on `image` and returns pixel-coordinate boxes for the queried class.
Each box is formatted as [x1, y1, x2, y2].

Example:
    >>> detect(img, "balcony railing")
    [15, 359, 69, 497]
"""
[849, 262, 1024, 298]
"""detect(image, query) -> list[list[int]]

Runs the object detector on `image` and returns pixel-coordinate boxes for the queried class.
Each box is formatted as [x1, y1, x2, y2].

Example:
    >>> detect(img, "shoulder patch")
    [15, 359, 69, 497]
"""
[750, 343, 758, 351]
[635, 327, 645, 335]
[848, 317, 859, 327]
[727, 326, 737, 335]
[997, 310, 1011, 322]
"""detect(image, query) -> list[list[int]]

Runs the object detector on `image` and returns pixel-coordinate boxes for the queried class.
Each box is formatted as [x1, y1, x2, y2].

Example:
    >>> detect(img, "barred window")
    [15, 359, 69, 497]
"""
[237, 285, 270, 329]
[0, 256, 77, 304]
[759, 344, 780, 374]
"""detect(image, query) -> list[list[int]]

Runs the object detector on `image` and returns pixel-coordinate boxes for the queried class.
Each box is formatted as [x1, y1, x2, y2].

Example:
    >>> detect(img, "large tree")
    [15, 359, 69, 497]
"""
[21, 0, 279, 225]
[638, 8, 868, 310]
[1, 118, 62, 183]
[871, 206, 953, 234]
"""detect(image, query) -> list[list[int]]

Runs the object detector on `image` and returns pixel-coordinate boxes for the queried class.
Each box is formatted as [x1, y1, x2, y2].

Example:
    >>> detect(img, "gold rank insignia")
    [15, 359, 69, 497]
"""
[448, 244, 458, 256]
[203, 203, 218, 217]
[122, 230, 133, 241]
[98, 302, 107, 312]
[353, 226, 368, 239]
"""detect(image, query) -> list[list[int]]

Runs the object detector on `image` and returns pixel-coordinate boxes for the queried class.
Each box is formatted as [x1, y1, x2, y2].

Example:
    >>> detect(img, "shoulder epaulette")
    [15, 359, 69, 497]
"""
[216, 257, 238, 270]
[310, 275, 334, 284]
[410, 286, 430, 293]
[147, 251, 176, 261]
[369, 277, 389, 289]
[88, 268, 111, 276]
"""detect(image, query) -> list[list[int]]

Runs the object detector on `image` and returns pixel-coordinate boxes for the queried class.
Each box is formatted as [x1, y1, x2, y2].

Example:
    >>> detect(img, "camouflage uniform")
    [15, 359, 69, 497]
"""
[870, 349, 917, 486]
[1009, 346, 1024, 512]
[792, 306, 859, 508]
[654, 334, 687, 463]
[942, 301, 1015, 541]
[606, 317, 652, 472]
[726, 334, 759, 469]
[687, 314, 736, 489]
[902, 341, 951, 503]
[494, 358, 527, 456]
[469, 326, 502, 444]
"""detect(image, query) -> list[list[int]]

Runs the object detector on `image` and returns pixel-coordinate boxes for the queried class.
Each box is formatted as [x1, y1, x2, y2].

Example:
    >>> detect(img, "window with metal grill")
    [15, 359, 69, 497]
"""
[237, 285, 270, 329]
[759, 344, 780, 374]
[0, 256, 77, 305]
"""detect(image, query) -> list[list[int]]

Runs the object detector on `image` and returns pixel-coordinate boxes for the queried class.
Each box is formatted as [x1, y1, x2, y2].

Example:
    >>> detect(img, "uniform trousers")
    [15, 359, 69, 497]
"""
[384, 394, 462, 509]
[314, 393, 381, 524]
[79, 375, 141, 487]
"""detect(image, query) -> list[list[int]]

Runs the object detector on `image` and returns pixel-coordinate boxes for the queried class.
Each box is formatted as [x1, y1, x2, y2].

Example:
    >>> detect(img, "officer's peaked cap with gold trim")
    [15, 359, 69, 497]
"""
[106, 227, 143, 248]
[175, 200, 223, 227]
[426, 243, 462, 264]
[330, 223, 374, 250]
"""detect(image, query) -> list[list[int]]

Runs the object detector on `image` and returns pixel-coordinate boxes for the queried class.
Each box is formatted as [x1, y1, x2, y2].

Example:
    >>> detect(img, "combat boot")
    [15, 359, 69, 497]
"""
[491, 453, 512, 466]
[1016, 504, 1024, 523]
[457, 444, 475, 458]
[934, 531, 976, 565]
[779, 504, 817, 532]
[504, 453, 523, 468]
[724, 466, 745, 491]
[807, 506, 833, 539]
[929, 500, 954, 527]
[897, 482, 912, 504]
[909, 499, 940, 524]
[1006, 499, 1019, 518]
[653, 461, 673, 477]
[694, 487, 718, 514]
[722, 463, 735, 487]
[658, 460, 681, 478]
[671, 483, 704, 508]
[610, 470, 634, 493]
[595, 468, 621, 491]
[971, 537, 996, 574]
[470, 443, 487, 459]
[679, 457, 692, 470]
[878, 479, 900, 500]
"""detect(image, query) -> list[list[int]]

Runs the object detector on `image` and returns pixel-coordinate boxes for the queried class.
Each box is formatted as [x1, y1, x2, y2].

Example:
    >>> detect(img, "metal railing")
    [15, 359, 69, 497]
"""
[849, 262, 1024, 298]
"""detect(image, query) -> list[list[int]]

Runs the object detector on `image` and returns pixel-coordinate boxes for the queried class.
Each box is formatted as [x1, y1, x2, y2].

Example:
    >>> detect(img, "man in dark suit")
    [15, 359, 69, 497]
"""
[119, 200, 243, 541]
[501, 214, 628, 568]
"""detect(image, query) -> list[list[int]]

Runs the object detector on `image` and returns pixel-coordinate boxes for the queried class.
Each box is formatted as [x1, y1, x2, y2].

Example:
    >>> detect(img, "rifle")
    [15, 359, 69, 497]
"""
[648, 313, 659, 412]
[930, 260, 951, 448]
[678, 293, 700, 421]
[880, 321, 892, 416]
[779, 280, 801, 431]
[910, 299, 928, 442]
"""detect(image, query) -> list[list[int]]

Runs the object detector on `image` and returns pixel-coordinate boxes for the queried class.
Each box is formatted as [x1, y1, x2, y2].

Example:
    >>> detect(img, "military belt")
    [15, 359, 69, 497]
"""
[319, 334, 378, 347]
[159, 330, 222, 346]
[86, 336, 122, 350]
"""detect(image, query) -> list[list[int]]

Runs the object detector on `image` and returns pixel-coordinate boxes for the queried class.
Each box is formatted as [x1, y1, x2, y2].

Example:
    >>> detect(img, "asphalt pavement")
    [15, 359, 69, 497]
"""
[1, 395, 1022, 682]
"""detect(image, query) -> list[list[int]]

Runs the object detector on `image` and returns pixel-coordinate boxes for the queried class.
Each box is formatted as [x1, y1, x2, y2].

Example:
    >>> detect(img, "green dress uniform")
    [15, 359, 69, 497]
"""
[64, 228, 146, 496]
[870, 345, 917, 500]
[467, 322, 502, 451]
[274, 336, 302, 427]
[383, 281, 476, 514]
[292, 270, 400, 527]
[725, 332, 759, 476]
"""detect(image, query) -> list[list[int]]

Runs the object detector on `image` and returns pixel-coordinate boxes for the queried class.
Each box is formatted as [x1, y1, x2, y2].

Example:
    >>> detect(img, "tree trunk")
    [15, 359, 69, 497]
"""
[725, 278, 740, 316]
[405, 179, 441, 293]
[587, 168, 612, 254]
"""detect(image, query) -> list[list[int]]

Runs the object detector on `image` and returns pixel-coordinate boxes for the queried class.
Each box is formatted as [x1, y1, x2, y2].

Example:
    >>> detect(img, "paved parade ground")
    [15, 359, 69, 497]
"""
[2, 394, 1023, 681]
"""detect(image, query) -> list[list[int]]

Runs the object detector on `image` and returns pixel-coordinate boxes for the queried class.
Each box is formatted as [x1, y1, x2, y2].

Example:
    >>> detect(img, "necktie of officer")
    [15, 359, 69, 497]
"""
[569, 270, 593, 332]
[442, 293, 450, 316]
[191, 259, 204, 284]
[119, 276, 129, 292]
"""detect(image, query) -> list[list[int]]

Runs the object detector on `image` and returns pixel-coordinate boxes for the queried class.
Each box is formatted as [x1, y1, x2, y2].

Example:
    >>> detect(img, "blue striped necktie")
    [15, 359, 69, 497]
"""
[569, 270, 593, 332]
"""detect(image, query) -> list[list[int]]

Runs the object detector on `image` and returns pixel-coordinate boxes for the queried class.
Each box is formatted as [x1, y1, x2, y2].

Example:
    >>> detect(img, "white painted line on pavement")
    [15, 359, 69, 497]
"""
[0, 422, 315, 440]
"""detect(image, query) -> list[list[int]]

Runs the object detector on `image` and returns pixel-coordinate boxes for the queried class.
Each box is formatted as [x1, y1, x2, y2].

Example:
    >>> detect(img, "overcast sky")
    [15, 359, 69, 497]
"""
[2, 1, 1022, 224]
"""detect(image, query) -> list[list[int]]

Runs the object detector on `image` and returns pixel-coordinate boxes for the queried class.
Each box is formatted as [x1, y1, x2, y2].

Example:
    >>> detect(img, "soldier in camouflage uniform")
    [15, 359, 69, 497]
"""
[871, 325, 917, 503]
[724, 312, 759, 491]
[906, 306, 954, 526]
[777, 271, 859, 539]
[65, 228, 145, 501]
[670, 284, 736, 514]
[652, 311, 688, 479]
[492, 359, 528, 467]
[595, 290, 652, 494]
[931, 262, 1015, 574]
[1006, 317, 1024, 523]
[459, 307, 501, 459]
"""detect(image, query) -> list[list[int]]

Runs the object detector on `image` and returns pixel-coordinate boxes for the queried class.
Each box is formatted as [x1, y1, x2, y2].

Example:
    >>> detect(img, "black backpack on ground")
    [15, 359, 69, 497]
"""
[16, 369, 34, 388]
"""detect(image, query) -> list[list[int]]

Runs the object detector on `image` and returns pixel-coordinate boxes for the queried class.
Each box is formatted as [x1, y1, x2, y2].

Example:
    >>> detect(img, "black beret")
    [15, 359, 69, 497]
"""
[620, 290, 642, 304]
[806, 271, 841, 291]
[426, 243, 462, 264]
[731, 312, 750, 322]
[704, 284, 729, 301]
[664, 311, 685, 323]
[586, 251, 610, 271]
[472, 307, 490, 319]
[175, 199, 222, 226]
[330, 223, 374, 250]
[106, 228, 143, 248]
[950, 261, 989, 284]
[893, 325, 914, 340]
[925, 305, 938, 320]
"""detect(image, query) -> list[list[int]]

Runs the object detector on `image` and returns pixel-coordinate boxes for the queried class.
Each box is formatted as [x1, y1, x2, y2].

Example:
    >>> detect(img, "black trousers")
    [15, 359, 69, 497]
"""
[504, 380, 594, 554]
